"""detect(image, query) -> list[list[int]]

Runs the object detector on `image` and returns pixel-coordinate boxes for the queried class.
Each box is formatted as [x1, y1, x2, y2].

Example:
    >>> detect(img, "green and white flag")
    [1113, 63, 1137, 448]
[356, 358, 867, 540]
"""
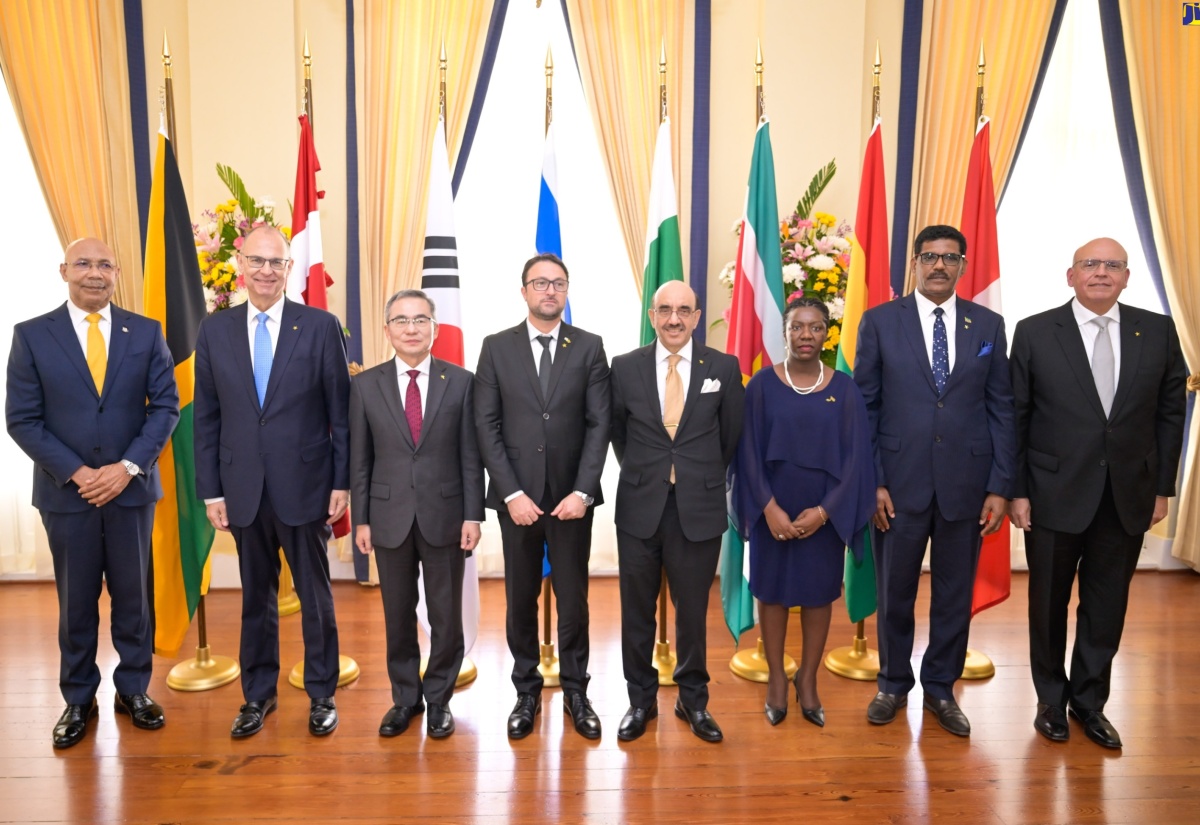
[640, 116, 684, 345]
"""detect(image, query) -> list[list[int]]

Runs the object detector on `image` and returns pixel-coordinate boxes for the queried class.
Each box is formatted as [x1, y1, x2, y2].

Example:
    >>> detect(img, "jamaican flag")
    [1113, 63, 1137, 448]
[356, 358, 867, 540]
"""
[143, 132, 214, 656]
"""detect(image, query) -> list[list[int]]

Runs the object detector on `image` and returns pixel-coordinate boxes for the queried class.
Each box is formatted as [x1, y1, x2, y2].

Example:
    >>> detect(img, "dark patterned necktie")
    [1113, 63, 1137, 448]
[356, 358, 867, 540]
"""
[536, 335, 552, 398]
[932, 307, 949, 394]
[405, 369, 422, 443]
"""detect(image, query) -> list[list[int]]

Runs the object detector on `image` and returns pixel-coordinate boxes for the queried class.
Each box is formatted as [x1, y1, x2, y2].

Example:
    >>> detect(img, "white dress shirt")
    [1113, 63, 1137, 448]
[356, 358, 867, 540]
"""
[1071, 297, 1121, 378]
[655, 338, 693, 416]
[247, 296, 285, 369]
[526, 319, 561, 372]
[66, 300, 111, 357]
[913, 290, 957, 373]
[395, 354, 431, 417]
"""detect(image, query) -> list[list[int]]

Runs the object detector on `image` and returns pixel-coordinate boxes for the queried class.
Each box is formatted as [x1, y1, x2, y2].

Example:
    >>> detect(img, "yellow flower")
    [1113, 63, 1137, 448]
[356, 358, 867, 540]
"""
[280, 226, 292, 240]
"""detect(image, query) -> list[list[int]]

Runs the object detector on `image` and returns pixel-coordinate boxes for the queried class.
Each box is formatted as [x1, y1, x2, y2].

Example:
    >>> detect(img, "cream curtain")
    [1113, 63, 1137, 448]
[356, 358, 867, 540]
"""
[564, 0, 691, 297]
[0, 0, 142, 310]
[1118, 1, 1200, 568]
[357, 0, 493, 371]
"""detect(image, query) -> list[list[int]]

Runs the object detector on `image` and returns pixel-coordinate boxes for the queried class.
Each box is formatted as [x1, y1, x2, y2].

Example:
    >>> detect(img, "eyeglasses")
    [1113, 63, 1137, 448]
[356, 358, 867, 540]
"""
[1074, 258, 1127, 273]
[242, 255, 290, 271]
[787, 323, 827, 334]
[654, 307, 695, 319]
[68, 259, 116, 273]
[524, 278, 569, 293]
[386, 315, 434, 329]
[914, 252, 965, 269]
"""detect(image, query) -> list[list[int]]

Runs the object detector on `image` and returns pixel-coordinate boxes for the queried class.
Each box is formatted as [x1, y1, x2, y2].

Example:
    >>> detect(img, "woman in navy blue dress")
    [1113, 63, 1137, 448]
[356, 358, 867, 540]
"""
[731, 297, 876, 726]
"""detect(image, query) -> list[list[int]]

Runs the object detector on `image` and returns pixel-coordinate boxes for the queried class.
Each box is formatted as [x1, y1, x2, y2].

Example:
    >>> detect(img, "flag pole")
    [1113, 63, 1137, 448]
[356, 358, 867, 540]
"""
[823, 40, 884, 681]
[729, 39, 797, 684]
[961, 40, 996, 680]
[285, 33, 361, 690]
[160, 32, 240, 691]
[537, 45, 561, 689]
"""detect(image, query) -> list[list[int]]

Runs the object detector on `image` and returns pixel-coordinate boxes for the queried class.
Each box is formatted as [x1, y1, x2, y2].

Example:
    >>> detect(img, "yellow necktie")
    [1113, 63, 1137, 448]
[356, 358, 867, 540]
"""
[664, 354, 683, 483]
[85, 313, 106, 393]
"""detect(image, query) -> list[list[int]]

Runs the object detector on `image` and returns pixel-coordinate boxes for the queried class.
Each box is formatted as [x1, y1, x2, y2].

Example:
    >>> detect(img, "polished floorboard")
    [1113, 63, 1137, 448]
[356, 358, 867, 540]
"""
[1, 571, 1198, 824]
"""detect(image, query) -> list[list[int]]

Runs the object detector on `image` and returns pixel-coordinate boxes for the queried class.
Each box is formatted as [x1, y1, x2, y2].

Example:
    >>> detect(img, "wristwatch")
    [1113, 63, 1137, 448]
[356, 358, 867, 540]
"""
[121, 459, 141, 477]
[573, 490, 594, 507]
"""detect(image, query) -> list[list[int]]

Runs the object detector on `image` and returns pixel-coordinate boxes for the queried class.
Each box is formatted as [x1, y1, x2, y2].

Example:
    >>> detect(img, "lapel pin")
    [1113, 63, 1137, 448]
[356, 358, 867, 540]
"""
[698, 359, 704, 365]
[825, 395, 836, 402]
[293, 325, 298, 331]
[1135, 331, 1141, 337]
[440, 374, 446, 380]
[121, 326, 128, 333]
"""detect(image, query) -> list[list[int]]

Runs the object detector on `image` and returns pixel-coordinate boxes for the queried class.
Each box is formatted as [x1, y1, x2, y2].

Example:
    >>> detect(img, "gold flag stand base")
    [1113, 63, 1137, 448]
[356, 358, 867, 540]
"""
[960, 648, 995, 679]
[420, 655, 478, 688]
[538, 642, 560, 687]
[824, 626, 880, 681]
[167, 645, 241, 692]
[653, 640, 677, 686]
[289, 655, 361, 689]
[730, 637, 797, 683]
[278, 592, 301, 616]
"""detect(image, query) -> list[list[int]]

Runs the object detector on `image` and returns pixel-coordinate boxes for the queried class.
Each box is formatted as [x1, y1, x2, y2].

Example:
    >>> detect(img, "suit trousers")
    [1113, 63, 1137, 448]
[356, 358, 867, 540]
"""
[499, 488, 594, 695]
[231, 486, 340, 701]
[41, 503, 155, 705]
[874, 497, 981, 700]
[1026, 477, 1143, 711]
[374, 525, 465, 708]
[617, 488, 721, 710]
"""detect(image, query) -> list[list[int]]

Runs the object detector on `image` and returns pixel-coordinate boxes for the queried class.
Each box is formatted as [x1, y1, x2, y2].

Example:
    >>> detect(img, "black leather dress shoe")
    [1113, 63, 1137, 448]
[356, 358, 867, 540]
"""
[507, 693, 541, 739]
[1069, 706, 1122, 749]
[866, 691, 907, 724]
[53, 699, 98, 749]
[923, 693, 971, 737]
[379, 703, 424, 737]
[1034, 703, 1069, 742]
[427, 704, 455, 739]
[764, 704, 788, 726]
[674, 698, 723, 742]
[114, 693, 165, 730]
[231, 695, 277, 738]
[801, 706, 825, 728]
[309, 696, 338, 736]
[563, 691, 602, 739]
[617, 704, 658, 741]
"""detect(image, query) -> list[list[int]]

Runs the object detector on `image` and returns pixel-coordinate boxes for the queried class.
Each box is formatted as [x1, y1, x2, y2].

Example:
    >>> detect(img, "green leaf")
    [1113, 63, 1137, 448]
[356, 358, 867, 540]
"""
[216, 164, 260, 221]
[794, 159, 837, 220]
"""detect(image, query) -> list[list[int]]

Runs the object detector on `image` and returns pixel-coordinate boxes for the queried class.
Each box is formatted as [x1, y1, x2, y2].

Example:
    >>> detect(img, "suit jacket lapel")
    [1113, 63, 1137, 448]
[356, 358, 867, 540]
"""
[1051, 301, 1108, 421]
[545, 323, 575, 402]
[375, 360, 413, 448]
[511, 323, 544, 402]
[420, 359, 450, 447]
[636, 345, 667, 437]
[675, 343, 711, 436]
[262, 300, 301, 410]
[945, 301, 977, 394]
[101, 306, 132, 400]
[226, 303, 260, 411]
[47, 304, 99, 398]
[900, 296, 938, 394]
[1109, 304, 1140, 419]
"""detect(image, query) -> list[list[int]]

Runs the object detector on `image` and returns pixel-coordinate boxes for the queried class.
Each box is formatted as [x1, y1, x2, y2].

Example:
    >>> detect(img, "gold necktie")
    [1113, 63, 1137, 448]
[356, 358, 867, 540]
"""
[664, 354, 682, 483]
[85, 313, 106, 394]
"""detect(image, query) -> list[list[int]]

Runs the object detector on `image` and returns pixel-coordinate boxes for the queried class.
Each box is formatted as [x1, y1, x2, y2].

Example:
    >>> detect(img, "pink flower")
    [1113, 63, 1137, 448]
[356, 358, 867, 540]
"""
[814, 236, 835, 255]
[722, 307, 732, 326]
[794, 219, 813, 232]
[232, 236, 244, 250]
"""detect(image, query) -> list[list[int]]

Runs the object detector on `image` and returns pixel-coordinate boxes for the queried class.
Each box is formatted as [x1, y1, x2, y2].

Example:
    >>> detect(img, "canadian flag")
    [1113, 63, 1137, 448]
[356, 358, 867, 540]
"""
[289, 114, 333, 307]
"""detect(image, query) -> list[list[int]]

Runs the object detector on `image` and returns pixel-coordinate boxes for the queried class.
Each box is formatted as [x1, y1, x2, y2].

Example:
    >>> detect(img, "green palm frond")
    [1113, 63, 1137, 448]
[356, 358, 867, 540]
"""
[216, 164, 260, 221]
[794, 159, 837, 220]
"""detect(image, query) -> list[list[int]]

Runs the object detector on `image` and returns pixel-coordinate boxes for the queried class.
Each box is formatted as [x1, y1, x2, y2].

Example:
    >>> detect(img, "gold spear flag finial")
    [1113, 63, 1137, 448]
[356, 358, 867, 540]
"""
[978, 41, 986, 72]
[162, 31, 171, 64]
[660, 37, 667, 73]
[440, 37, 447, 67]
[303, 31, 311, 63]
[874, 39, 881, 73]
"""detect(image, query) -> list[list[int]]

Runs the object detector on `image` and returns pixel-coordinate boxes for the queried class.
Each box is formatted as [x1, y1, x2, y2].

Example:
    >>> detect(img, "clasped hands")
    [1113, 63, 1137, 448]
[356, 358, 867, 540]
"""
[505, 492, 586, 526]
[764, 497, 825, 542]
[71, 463, 133, 507]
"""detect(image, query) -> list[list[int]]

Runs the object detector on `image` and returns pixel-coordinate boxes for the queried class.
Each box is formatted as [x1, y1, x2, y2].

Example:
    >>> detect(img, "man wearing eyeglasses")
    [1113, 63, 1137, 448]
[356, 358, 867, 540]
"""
[193, 225, 350, 738]
[854, 224, 1015, 737]
[609, 280, 743, 742]
[6, 237, 179, 749]
[1010, 238, 1185, 749]
[474, 252, 610, 740]
[349, 289, 483, 739]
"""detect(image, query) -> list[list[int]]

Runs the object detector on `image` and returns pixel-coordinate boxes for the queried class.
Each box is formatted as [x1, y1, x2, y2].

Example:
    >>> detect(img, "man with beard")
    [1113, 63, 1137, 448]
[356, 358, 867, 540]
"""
[474, 253, 610, 740]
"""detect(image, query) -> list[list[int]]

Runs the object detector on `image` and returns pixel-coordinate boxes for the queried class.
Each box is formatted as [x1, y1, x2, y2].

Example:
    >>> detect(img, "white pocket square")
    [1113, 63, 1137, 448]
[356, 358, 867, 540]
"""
[700, 378, 721, 393]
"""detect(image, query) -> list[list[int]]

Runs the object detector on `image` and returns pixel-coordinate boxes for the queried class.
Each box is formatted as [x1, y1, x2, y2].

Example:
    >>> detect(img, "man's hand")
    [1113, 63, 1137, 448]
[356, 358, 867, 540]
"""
[506, 493, 544, 526]
[1151, 495, 1169, 527]
[550, 494, 586, 521]
[874, 487, 895, 532]
[792, 507, 826, 539]
[326, 490, 349, 525]
[979, 494, 1007, 536]
[355, 524, 373, 555]
[461, 522, 481, 551]
[76, 463, 133, 507]
[206, 501, 230, 532]
[764, 498, 799, 541]
[70, 465, 99, 491]
[1009, 497, 1032, 531]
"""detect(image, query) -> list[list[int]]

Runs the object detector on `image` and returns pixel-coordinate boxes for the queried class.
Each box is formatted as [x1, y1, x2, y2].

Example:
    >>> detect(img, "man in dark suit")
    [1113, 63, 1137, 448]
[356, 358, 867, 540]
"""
[609, 280, 743, 743]
[6, 237, 179, 748]
[1010, 237, 1185, 749]
[474, 252, 610, 740]
[854, 224, 1015, 737]
[350, 288, 484, 739]
[194, 225, 349, 738]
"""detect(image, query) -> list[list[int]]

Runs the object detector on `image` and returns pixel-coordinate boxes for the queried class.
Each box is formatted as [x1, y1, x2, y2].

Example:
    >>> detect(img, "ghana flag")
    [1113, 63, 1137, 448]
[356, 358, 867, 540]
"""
[143, 131, 215, 657]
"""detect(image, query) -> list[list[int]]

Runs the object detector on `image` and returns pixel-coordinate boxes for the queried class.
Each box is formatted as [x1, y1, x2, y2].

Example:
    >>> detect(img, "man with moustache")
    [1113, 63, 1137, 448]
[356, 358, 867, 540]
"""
[609, 280, 743, 742]
[854, 224, 1015, 737]
[6, 237, 179, 748]
[474, 252, 610, 740]
[350, 289, 484, 739]
[1010, 238, 1185, 749]
[194, 225, 350, 738]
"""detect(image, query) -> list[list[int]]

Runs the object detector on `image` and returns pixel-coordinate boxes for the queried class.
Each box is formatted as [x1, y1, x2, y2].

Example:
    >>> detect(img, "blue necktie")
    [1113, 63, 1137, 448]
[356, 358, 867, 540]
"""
[253, 312, 272, 406]
[932, 307, 949, 394]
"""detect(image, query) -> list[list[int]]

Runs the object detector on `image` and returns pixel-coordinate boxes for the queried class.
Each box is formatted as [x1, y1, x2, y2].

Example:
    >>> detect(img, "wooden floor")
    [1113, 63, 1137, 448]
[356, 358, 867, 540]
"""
[1, 571, 1199, 824]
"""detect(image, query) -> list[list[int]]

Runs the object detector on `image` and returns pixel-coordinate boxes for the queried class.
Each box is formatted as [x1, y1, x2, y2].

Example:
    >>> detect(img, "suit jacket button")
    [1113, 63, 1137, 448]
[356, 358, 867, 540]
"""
[937, 401, 944, 408]
[537, 445, 544, 452]
[543, 413, 550, 420]
[93, 447, 101, 453]
[260, 419, 267, 426]
[935, 436, 942, 443]
[1099, 459, 1107, 467]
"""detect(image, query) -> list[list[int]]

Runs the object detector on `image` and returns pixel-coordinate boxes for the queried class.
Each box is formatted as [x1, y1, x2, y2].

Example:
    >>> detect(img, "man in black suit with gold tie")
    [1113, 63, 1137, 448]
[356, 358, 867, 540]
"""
[474, 253, 610, 740]
[609, 280, 744, 742]
[1010, 237, 1186, 749]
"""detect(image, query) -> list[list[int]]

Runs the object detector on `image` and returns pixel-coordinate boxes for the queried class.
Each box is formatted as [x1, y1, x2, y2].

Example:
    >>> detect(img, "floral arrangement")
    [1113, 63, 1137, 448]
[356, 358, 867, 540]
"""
[193, 165, 290, 313]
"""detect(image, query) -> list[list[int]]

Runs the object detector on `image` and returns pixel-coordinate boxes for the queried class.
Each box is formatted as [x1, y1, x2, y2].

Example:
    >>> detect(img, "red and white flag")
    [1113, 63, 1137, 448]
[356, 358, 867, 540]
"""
[420, 117, 464, 364]
[288, 113, 332, 307]
[958, 115, 1009, 615]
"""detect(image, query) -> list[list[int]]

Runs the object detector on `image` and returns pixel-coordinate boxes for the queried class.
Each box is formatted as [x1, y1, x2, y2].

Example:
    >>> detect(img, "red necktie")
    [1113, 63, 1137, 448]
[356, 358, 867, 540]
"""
[405, 369, 422, 443]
